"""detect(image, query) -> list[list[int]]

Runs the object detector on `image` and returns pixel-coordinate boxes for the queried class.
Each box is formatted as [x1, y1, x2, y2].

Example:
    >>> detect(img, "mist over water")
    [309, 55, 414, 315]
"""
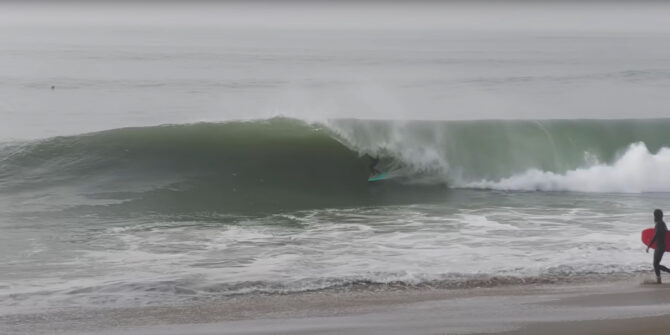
[2, 1, 670, 139]
[2, 1, 670, 327]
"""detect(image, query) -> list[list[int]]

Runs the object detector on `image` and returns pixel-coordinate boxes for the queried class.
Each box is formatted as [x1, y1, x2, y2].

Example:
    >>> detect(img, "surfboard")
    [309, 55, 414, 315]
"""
[641, 228, 670, 251]
[367, 173, 387, 182]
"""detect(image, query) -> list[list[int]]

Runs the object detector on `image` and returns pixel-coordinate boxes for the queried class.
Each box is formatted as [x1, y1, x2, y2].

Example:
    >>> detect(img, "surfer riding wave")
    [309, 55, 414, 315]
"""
[367, 155, 381, 177]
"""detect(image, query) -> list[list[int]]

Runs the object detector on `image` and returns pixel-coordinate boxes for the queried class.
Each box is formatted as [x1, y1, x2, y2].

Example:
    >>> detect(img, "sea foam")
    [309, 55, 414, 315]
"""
[464, 142, 670, 193]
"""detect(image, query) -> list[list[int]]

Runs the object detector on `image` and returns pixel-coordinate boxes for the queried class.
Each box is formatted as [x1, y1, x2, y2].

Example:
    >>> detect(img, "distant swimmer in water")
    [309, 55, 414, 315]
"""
[368, 155, 381, 176]
[647, 209, 670, 283]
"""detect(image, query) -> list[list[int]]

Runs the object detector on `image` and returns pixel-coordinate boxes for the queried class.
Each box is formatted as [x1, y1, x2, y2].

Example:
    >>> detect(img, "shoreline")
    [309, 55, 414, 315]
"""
[5, 274, 670, 335]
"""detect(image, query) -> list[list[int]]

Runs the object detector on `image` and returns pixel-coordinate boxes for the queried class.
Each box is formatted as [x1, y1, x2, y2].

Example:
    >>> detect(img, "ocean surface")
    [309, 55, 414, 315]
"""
[3, 3, 670, 324]
[2, 117, 669, 315]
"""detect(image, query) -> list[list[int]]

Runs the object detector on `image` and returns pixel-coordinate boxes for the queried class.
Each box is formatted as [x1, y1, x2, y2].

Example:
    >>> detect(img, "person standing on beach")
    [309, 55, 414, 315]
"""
[646, 209, 670, 283]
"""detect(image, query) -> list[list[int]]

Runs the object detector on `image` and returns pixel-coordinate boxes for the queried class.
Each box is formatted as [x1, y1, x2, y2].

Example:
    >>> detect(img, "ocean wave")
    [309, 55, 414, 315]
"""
[465, 142, 670, 192]
[2, 117, 670, 213]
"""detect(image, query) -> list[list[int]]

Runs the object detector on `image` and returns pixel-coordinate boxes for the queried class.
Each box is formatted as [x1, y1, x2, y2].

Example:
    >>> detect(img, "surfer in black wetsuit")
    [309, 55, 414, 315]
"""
[646, 209, 670, 284]
[369, 155, 381, 176]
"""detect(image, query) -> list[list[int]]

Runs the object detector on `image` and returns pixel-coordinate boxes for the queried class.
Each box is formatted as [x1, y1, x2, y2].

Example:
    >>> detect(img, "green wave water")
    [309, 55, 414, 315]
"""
[2, 117, 670, 214]
[328, 118, 670, 181]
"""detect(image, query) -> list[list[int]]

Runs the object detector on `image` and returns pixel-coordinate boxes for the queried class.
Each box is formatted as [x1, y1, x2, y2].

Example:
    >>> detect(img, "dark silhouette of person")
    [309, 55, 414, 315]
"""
[369, 155, 381, 176]
[647, 209, 670, 283]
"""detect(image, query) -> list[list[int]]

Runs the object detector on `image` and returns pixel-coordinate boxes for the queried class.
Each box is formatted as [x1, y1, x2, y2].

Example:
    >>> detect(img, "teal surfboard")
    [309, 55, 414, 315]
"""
[367, 173, 387, 182]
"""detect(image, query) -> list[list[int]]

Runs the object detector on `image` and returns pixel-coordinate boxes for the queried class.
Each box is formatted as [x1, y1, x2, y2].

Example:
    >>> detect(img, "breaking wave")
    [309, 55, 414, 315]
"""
[2, 117, 670, 213]
[466, 142, 670, 193]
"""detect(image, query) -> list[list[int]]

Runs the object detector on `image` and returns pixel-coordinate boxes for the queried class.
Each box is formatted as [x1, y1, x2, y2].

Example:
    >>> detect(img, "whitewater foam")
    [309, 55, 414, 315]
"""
[325, 118, 670, 190]
[465, 142, 670, 193]
[0, 198, 651, 312]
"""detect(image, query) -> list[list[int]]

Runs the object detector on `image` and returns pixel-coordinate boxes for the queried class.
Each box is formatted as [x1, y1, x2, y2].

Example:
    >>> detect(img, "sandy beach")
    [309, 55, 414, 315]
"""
[2, 275, 670, 335]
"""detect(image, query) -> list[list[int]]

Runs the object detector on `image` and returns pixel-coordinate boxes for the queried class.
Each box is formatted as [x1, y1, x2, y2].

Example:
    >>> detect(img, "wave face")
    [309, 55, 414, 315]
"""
[2, 117, 670, 214]
[328, 118, 670, 192]
[0, 118, 383, 214]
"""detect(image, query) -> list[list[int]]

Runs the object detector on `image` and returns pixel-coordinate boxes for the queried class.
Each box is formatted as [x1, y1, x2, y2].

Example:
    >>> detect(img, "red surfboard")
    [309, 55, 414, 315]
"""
[641, 228, 670, 251]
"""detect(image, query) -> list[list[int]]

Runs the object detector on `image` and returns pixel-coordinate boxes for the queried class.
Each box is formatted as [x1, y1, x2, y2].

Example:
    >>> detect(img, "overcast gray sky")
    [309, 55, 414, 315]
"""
[3, 1, 670, 32]
[2, 1, 670, 139]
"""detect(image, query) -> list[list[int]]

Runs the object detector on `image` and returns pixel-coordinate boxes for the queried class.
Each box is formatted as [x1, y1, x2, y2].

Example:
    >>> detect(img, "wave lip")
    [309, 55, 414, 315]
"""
[465, 142, 670, 193]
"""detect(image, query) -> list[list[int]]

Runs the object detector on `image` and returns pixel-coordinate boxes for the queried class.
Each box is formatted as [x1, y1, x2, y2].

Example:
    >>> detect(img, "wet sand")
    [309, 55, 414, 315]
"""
[5, 276, 670, 335]
[486, 280, 670, 335]
[489, 315, 670, 335]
